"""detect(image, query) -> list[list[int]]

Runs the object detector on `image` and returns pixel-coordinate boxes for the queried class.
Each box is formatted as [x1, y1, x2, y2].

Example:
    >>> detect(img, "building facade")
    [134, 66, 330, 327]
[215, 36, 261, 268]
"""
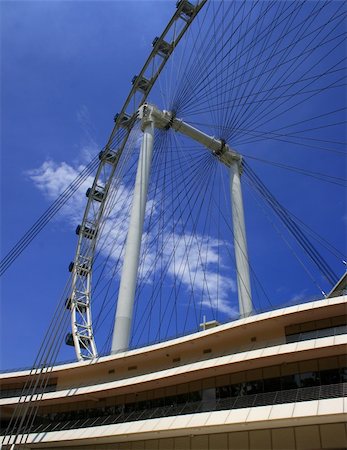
[1, 294, 346, 449]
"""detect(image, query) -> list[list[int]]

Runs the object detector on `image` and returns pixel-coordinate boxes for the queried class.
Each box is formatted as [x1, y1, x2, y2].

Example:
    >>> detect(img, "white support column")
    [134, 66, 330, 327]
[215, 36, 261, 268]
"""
[230, 160, 253, 317]
[111, 116, 154, 353]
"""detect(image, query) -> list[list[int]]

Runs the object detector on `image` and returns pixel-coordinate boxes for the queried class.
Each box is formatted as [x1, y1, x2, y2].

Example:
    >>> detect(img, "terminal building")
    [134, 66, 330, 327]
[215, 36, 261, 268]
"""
[1, 292, 346, 449]
[1, 1, 346, 448]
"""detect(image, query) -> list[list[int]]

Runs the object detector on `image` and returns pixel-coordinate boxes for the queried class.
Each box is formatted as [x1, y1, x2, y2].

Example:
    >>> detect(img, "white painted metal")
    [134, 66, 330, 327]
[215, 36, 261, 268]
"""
[230, 160, 253, 317]
[142, 104, 253, 317]
[173, 113, 253, 316]
[112, 103, 252, 353]
[68, 1, 206, 362]
[111, 107, 155, 353]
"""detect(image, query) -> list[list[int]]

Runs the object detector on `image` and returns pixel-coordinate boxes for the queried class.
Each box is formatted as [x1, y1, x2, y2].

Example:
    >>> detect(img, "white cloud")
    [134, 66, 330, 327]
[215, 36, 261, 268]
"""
[28, 156, 237, 319]
[27, 160, 94, 224]
[288, 289, 308, 304]
[160, 233, 236, 315]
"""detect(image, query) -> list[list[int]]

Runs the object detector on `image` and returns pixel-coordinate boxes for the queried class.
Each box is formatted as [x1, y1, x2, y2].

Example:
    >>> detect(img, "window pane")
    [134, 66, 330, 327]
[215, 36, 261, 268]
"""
[300, 371, 320, 387]
[263, 377, 281, 393]
[320, 368, 340, 385]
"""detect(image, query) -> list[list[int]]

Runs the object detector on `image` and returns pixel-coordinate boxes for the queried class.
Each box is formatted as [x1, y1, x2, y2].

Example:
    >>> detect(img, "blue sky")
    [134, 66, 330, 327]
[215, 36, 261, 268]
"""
[1, 1, 346, 370]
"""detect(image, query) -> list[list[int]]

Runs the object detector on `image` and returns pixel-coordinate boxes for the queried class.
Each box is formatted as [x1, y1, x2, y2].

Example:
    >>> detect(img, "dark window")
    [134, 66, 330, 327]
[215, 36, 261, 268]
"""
[189, 390, 202, 402]
[320, 368, 340, 385]
[300, 371, 320, 388]
[245, 379, 263, 395]
[281, 374, 300, 390]
[263, 377, 281, 393]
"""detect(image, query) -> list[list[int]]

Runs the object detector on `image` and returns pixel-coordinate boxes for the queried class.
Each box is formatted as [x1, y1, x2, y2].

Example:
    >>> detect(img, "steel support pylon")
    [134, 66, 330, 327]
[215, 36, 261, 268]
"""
[230, 161, 252, 316]
[111, 107, 155, 353]
[112, 103, 252, 353]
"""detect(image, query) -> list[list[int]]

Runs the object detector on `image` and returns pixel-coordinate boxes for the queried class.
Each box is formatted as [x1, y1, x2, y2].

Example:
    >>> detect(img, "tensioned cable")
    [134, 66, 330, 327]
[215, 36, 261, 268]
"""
[243, 175, 327, 296]
[188, 106, 347, 147]
[214, 162, 273, 311]
[232, 118, 347, 148]
[0, 125, 128, 278]
[178, 0, 346, 141]
[130, 152, 217, 343]
[223, 0, 341, 136]
[229, 21, 347, 141]
[0, 156, 99, 276]
[3, 128, 133, 442]
[177, 0, 319, 115]
[174, 0, 279, 113]
[132, 152, 218, 345]
[94, 130, 172, 347]
[239, 154, 346, 187]
[129, 133, 221, 345]
[95, 141, 215, 351]
[155, 136, 220, 339]
[3, 276, 72, 442]
[104, 148, 214, 347]
[243, 162, 338, 286]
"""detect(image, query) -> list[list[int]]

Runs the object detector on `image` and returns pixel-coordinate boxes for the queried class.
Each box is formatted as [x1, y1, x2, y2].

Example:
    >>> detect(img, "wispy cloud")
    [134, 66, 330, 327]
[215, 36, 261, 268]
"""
[288, 289, 308, 304]
[26, 160, 93, 224]
[28, 155, 237, 318]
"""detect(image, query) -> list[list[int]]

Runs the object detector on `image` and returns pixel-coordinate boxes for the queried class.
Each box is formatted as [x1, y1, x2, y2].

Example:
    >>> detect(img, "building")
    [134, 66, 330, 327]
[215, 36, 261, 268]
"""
[1, 292, 346, 449]
[1, 1, 346, 448]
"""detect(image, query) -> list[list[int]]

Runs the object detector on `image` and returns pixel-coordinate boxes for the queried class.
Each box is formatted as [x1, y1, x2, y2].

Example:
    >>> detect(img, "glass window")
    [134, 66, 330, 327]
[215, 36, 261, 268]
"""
[316, 327, 334, 338]
[245, 379, 263, 395]
[316, 318, 332, 329]
[216, 385, 232, 399]
[165, 386, 176, 397]
[190, 380, 202, 392]
[300, 371, 320, 387]
[165, 394, 177, 407]
[286, 333, 299, 343]
[176, 392, 189, 404]
[230, 383, 242, 397]
[230, 372, 246, 384]
[263, 377, 281, 393]
[216, 383, 241, 398]
[335, 324, 347, 335]
[281, 374, 300, 390]
[202, 388, 216, 403]
[302, 330, 318, 340]
[320, 368, 340, 385]
[340, 367, 347, 383]
[339, 355, 347, 367]
[125, 393, 136, 404]
[189, 390, 202, 402]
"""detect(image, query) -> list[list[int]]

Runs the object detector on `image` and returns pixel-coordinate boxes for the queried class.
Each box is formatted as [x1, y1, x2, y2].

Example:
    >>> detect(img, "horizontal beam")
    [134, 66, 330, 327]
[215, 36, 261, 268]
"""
[138, 104, 241, 168]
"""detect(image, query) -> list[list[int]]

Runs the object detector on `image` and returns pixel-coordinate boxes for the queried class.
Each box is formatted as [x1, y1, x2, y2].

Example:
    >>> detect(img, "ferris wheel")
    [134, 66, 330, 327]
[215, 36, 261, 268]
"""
[2, 2, 346, 447]
[45, 0, 347, 361]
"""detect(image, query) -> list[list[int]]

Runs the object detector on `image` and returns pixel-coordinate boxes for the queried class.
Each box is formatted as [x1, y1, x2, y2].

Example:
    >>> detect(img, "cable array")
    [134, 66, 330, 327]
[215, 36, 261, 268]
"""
[2, 0, 346, 442]
[0, 156, 100, 277]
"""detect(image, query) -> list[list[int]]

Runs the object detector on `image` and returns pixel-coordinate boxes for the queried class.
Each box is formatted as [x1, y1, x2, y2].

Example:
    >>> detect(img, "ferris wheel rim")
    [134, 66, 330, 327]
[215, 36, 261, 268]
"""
[67, 0, 346, 361]
[68, 0, 208, 361]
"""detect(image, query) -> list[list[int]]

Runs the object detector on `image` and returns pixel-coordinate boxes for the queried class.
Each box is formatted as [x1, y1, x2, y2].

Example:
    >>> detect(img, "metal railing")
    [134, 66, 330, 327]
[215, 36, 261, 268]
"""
[1, 382, 345, 436]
